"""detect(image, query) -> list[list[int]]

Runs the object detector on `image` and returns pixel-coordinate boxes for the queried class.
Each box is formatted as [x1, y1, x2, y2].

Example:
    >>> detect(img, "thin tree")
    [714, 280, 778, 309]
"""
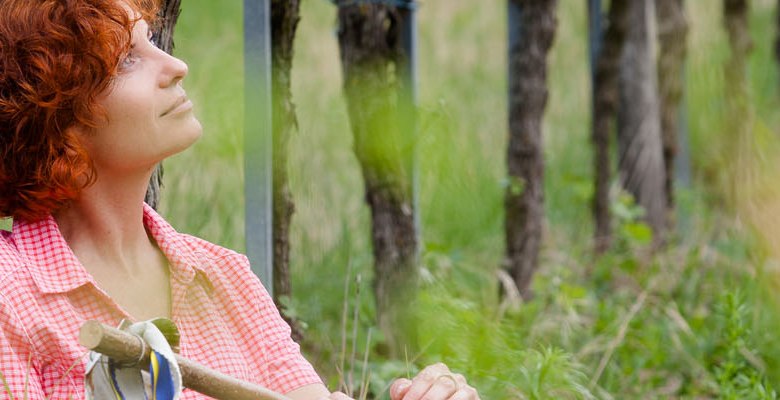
[723, 0, 751, 114]
[270, 0, 303, 341]
[505, 0, 558, 299]
[617, 0, 667, 242]
[656, 0, 688, 227]
[590, 0, 631, 253]
[776, 0, 780, 81]
[336, 2, 418, 356]
[145, 0, 182, 209]
[723, 0, 752, 206]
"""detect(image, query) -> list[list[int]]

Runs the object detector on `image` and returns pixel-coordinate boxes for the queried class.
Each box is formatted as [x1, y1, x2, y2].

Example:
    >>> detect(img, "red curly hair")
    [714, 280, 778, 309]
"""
[0, 0, 159, 222]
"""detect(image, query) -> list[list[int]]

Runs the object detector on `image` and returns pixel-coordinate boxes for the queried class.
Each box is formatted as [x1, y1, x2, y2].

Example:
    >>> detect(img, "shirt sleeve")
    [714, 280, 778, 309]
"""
[0, 300, 45, 400]
[216, 253, 323, 394]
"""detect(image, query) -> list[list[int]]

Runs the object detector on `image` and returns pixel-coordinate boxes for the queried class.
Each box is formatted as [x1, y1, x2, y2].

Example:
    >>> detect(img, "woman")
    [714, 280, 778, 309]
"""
[0, 0, 479, 399]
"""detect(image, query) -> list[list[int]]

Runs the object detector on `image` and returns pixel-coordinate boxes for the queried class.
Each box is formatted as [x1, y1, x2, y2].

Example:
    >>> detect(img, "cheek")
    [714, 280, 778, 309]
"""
[84, 102, 154, 163]
[103, 91, 155, 127]
[101, 76, 158, 124]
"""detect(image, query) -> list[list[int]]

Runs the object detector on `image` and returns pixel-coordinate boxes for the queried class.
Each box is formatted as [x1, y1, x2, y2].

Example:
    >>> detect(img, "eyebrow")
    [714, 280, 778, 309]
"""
[129, 22, 152, 48]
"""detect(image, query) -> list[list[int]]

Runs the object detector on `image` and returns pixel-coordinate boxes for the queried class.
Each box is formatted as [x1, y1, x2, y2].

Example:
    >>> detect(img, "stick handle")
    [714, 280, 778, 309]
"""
[79, 320, 292, 400]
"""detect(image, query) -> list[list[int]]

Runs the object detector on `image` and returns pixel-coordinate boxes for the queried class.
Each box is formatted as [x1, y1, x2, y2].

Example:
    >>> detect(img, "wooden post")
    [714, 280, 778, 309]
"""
[590, 0, 631, 253]
[245, 0, 275, 293]
[336, 0, 420, 356]
[505, 0, 558, 298]
[79, 321, 290, 400]
[617, 0, 667, 241]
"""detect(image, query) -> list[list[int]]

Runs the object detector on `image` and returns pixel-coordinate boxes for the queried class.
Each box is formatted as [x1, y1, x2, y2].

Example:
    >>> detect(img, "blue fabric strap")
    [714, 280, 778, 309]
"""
[107, 361, 127, 400]
[150, 351, 175, 400]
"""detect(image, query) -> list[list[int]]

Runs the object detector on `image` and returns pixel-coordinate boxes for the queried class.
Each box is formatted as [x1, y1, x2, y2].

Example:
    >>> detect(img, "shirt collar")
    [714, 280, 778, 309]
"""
[15, 203, 202, 294]
[14, 214, 92, 294]
[141, 203, 200, 285]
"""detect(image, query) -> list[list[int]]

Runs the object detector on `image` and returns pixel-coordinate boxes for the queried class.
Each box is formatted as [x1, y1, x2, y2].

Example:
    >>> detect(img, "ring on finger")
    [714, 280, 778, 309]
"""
[436, 373, 460, 390]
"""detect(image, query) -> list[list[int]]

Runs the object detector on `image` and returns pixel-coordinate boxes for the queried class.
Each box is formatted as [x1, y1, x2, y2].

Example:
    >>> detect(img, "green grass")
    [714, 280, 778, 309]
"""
[160, 0, 780, 398]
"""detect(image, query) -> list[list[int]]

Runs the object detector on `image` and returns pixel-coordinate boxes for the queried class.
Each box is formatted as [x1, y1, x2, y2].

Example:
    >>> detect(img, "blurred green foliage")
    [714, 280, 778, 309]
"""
[159, 0, 780, 398]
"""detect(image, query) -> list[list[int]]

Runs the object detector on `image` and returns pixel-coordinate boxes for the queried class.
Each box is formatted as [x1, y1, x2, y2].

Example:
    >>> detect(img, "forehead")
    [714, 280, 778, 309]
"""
[132, 18, 149, 34]
[118, 0, 158, 28]
[117, 2, 143, 28]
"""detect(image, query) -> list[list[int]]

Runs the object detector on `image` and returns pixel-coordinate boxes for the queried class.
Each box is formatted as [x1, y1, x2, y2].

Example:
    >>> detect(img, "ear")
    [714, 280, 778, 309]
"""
[61, 125, 95, 170]
[64, 124, 94, 152]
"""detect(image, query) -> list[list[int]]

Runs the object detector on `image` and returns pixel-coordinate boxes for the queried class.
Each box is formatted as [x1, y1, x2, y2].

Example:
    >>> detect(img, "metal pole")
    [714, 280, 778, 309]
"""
[244, 0, 274, 293]
[399, 0, 420, 247]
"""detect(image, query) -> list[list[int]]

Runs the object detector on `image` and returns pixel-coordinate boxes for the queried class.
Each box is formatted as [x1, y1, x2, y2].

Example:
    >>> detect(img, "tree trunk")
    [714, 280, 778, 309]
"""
[724, 0, 751, 98]
[723, 0, 752, 206]
[776, 0, 780, 80]
[145, 0, 182, 209]
[617, 0, 667, 242]
[270, 0, 303, 342]
[656, 0, 688, 228]
[591, 0, 631, 253]
[337, 3, 418, 357]
[505, 0, 557, 300]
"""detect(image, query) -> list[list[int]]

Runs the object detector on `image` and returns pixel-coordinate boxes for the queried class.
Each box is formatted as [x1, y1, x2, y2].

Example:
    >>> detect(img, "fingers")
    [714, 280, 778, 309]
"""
[395, 363, 458, 400]
[390, 378, 413, 399]
[391, 363, 480, 400]
[420, 374, 460, 399]
[448, 386, 481, 400]
[397, 363, 446, 399]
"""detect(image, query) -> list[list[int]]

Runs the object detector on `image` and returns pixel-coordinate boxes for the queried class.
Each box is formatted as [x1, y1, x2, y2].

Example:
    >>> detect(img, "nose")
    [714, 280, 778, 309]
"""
[159, 51, 188, 88]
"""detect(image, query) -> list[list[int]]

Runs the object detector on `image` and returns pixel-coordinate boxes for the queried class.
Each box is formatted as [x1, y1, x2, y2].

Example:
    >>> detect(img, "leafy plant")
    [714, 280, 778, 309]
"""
[514, 347, 595, 400]
[711, 291, 777, 399]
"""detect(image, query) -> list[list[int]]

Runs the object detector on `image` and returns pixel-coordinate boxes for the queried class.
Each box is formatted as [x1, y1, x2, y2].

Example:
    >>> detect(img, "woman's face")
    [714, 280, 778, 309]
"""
[80, 14, 202, 175]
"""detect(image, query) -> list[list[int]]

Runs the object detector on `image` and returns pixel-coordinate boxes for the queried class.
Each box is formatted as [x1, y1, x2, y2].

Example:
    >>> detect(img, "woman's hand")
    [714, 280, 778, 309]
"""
[389, 363, 480, 400]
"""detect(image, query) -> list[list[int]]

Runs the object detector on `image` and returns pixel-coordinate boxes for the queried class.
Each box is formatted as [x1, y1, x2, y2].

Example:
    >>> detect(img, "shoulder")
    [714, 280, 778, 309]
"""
[0, 229, 21, 260]
[174, 233, 262, 288]
[144, 205, 266, 293]
[0, 230, 27, 287]
[144, 204, 252, 276]
[0, 229, 41, 311]
[177, 233, 250, 274]
[0, 231, 36, 347]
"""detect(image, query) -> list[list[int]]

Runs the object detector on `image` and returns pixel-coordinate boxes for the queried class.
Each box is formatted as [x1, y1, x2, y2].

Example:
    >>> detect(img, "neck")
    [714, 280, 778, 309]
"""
[54, 167, 156, 272]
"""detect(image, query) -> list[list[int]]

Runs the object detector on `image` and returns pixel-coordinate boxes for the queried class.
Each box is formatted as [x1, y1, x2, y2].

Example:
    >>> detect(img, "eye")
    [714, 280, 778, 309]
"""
[119, 50, 140, 71]
[147, 29, 159, 48]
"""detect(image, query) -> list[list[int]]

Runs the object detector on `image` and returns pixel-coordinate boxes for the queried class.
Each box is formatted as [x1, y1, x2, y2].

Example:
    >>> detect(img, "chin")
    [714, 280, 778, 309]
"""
[175, 118, 203, 150]
[185, 119, 204, 143]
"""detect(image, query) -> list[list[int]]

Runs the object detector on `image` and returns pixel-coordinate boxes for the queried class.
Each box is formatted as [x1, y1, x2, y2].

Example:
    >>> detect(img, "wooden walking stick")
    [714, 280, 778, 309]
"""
[79, 321, 292, 400]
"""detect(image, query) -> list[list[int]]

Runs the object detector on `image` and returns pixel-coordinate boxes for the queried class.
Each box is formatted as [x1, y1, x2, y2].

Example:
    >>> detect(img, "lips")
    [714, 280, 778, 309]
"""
[161, 95, 189, 117]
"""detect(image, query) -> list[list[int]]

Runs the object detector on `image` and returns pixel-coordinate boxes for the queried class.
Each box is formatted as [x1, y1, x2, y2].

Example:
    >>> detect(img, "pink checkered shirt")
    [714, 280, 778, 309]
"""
[0, 204, 322, 399]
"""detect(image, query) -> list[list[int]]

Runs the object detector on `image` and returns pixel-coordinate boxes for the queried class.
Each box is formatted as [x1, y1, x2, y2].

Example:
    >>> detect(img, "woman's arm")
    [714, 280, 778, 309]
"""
[0, 304, 46, 400]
